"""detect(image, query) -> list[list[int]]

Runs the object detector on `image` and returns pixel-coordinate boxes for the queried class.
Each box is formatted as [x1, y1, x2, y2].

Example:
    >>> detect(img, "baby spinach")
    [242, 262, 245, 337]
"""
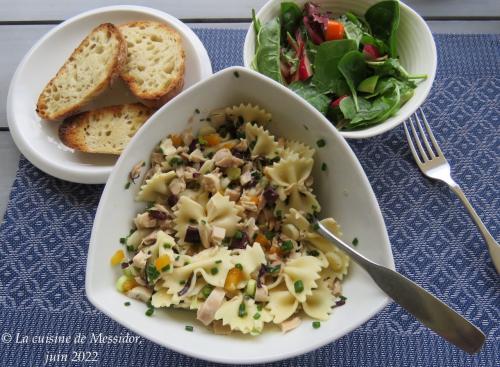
[340, 96, 386, 125]
[341, 17, 364, 48]
[289, 81, 330, 115]
[367, 58, 427, 81]
[312, 39, 357, 95]
[281, 2, 302, 35]
[365, 0, 400, 58]
[255, 17, 284, 84]
[338, 50, 370, 111]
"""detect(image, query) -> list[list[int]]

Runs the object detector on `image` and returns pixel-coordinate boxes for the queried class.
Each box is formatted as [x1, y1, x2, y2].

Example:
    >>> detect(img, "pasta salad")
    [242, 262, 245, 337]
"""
[112, 104, 350, 335]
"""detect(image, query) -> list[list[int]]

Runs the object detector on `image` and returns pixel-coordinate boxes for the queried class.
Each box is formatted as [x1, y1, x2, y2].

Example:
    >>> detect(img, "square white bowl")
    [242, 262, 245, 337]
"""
[243, 0, 437, 139]
[7, 5, 212, 184]
[86, 66, 395, 364]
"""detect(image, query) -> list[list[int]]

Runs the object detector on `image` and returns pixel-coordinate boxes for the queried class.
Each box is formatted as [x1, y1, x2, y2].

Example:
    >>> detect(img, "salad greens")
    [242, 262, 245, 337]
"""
[251, 1, 427, 130]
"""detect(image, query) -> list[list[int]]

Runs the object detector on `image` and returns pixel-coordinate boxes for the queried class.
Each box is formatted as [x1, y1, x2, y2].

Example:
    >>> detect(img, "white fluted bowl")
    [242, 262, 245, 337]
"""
[243, 0, 436, 139]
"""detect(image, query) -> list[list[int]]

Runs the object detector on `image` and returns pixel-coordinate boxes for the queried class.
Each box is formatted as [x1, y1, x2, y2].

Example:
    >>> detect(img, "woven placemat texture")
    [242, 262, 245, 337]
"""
[0, 30, 498, 366]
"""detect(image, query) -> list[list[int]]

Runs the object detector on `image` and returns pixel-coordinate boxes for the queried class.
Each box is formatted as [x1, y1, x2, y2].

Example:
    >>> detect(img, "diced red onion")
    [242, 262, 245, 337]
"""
[229, 232, 250, 250]
[185, 226, 201, 243]
[177, 275, 193, 297]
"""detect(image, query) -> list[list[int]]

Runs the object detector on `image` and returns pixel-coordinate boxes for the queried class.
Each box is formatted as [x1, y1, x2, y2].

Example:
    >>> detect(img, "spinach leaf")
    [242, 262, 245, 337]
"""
[345, 11, 369, 32]
[252, 8, 262, 35]
[365, 0, 400, 58]
[281, 2, 302, 35]
[289, 81, 330, 115]
[364, 84, 401, 124]
[255, 17, 284, 84]
[312, 39, 357, 95]
[367, 58, 427, 80]
[338, 51, 371, 110]
[340, 96, 386, 124]
[341, 19, 364, 48]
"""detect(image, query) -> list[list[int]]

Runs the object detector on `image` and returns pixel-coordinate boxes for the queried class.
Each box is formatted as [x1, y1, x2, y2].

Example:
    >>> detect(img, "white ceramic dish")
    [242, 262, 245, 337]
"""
[86, 66, 395, 364]
[7, 5, 212, 184]
[243, 0, 437, 139]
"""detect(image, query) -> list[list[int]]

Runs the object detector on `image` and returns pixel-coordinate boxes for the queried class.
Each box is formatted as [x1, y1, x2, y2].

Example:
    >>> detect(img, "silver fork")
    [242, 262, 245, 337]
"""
[404, 108, 500, 273]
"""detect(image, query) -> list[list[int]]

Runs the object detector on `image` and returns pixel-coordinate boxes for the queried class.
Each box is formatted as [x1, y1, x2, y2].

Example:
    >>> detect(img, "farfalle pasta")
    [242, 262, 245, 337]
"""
[112, 104, 350, 335]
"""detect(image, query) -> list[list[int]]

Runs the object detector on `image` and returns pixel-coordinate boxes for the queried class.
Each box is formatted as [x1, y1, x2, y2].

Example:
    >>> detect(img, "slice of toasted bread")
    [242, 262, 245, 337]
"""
[36, 23, 127, 121]
[59, 103, 154, 155]
[119, 21, 185, 108]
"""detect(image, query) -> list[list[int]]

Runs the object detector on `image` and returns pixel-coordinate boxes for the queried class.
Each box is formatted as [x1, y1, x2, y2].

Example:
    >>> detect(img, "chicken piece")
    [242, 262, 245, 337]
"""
[233, 139, 248, 151]
[134, 212, 157, 229]
[201, 173, 220, 194]
[280, 316, 301, 333]
[183, 166, 199, 181]
[225, 186, 241, 202]
[189, 148, 206, 163]
[332, 278, 342, 296]
[240, 170, 252, 186]
[150, 152, 164, 166]
[255, 285, 269, 302]
[168, 177, 186, 196]
[132, 251, 150, 269]
[211, 226, 226, 246]
[182, 130, 194, 146]
[126, 286, 153, 303]
[213, 148, 244, 168]
[197, 287, 226, 326]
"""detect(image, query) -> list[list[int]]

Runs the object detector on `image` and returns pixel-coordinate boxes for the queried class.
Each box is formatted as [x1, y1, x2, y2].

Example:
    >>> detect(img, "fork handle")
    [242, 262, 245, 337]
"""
[450, 183, 500, 273]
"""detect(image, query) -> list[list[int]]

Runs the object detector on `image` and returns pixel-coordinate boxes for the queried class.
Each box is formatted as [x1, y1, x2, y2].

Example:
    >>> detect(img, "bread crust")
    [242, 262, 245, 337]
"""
[36, 23, 127, 121]
[118, 21, 186, 108]
[59, 103, 154, 154]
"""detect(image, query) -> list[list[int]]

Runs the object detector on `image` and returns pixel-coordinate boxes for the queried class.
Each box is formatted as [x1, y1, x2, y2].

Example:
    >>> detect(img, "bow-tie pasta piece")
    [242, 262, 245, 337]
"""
[136, 171, 177, 202]
[225, 103, 272, 126]
[244, 123, 279, 158]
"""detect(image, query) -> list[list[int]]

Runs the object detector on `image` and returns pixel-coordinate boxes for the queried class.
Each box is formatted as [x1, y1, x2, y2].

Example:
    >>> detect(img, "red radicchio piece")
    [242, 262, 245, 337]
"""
[228, 232, 250, 250]
[177, 275, 193, 297]
[257, 264, 267, 288]
[302, 16, 324, 45]
[263, 186, 279, 204]
[148, 210, 167, 220]
[184, 225, 201, 243]
[298, 50, 313, 81]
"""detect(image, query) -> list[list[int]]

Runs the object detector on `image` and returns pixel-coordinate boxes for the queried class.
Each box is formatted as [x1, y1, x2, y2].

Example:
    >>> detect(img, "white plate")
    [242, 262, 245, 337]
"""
[86, 66, 395, 364]
[243, 0, 437, 139]
[7, 5, 212, 184]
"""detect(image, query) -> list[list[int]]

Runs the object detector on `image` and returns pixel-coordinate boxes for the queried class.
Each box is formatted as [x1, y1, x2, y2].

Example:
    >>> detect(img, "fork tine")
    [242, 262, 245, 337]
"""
[419, 108, 443, 156]
[408, 115, 429, 162]
[403, 121, 422, 165]
[414, 110, 436, 159]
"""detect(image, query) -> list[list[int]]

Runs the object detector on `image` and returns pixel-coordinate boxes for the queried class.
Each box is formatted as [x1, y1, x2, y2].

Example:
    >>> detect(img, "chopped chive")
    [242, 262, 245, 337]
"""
[238, 303, 247, 317]
[184, 261, 190, 266]
[280, 240, 293, 253]
[235, 263, 243, 271]
[312, 321, 321, 329]
[195, 108, 200, 114]
[126, 245, 135, 252]
[316, 139, 326, 148]
[294, 280, 304, 293]
[161, 264, 170, 272]
[339, 295, 347, 301]
[234, 230, 244, 240]
[119, 237, 127, 245]
[352, 238, 359, 246]
[210, 267, 219, 275]
[146, 264, 160, 282]
[253, 312, 261, 320]
[163, 243, 172, 249]
[321, 163, 327, 171]
[215, 260, 222, 264]
[179, 280, 186, 285]
[124, 182, 131, 189]
[185, 325, 194, 332]
[175, 255, 180, 261]
[312, 223, 320, 230]
[303, 124, 309, 130]
[265, 230, 275, 240]
[233, 71, 240, 78]
[307, 250, 320, 257]
[124, 301, 131, 306]
[267, 264, 281, 273]
[200, 284, 214, 299]
[145, 308, 154, 317]
[257, 304, 263, 311]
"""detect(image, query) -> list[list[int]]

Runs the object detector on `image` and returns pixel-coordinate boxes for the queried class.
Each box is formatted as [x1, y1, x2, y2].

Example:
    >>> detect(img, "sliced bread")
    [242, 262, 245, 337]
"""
[119, 21, 185, 108]
[58, 103, 154, 155]
[36, 23, 127, 121]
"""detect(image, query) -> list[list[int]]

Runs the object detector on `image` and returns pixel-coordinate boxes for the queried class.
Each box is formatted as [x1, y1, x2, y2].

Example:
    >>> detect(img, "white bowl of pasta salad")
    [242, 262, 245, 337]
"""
[86, 66, 395, 364]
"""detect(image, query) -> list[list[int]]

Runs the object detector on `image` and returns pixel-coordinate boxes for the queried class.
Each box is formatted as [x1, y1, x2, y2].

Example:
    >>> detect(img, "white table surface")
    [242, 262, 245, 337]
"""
[0, 0, 499, 218]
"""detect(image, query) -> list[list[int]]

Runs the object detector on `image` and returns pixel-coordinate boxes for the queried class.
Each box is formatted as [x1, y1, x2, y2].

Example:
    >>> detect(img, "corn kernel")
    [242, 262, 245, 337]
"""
[110, 250, 125, 266]
[155, 255, 171, 272]
[170, 134, 183, 147]
[203, 133, 221, 147]
[255, 233, 270, 248]
[224, 267, 244, 292]
[122, 278, 138, 292]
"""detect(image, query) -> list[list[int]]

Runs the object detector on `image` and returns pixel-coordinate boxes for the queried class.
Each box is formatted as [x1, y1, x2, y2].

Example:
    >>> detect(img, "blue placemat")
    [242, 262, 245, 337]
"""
[0, 30, 499, 366]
